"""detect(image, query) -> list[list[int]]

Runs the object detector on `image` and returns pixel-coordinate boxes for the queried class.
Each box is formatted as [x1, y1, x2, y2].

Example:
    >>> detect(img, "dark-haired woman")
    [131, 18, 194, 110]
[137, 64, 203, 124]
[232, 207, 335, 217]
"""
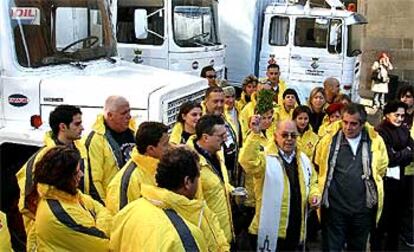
[28, 146, 111, 251]
[371, 101, 414, 251]
[293, 106, 319, 160]
[170, 101, 203, 144]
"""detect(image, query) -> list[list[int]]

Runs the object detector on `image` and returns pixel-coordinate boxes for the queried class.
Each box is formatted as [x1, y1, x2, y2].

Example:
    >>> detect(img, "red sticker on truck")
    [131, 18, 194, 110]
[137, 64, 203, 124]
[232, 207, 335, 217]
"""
[11, 7, 40, 25]
[8, 94, 29, 107]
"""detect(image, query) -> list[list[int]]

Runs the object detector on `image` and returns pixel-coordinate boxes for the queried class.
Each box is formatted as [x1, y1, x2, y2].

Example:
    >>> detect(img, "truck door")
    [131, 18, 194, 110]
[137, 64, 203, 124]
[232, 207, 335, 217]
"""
[258, 15, 291, 80]
[289, 17, 343, 99]
[116, 0, 168, 68]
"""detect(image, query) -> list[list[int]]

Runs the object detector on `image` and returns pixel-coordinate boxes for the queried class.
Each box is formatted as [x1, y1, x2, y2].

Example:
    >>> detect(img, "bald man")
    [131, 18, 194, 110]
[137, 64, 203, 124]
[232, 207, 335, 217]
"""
[239, 120, 316, 251]
[83, 96, 136, 204]
[323, 77, 341, 105]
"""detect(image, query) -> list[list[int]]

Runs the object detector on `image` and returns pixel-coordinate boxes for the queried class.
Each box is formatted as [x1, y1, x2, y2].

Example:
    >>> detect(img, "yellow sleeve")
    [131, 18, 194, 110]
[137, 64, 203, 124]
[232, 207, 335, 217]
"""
[375, 136, 389, 178]
[204, 206, 230, 252]
[309, 165, 320, 201]
[0, 212, 12, 252]
[239, 132, 266, 178]
[85, 133, 112, 204]
[82, 193, 113, 236]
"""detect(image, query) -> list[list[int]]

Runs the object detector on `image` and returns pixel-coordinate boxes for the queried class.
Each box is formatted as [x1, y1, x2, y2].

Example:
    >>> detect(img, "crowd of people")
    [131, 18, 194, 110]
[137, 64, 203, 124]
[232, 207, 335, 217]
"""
[1, 64, 413, 251]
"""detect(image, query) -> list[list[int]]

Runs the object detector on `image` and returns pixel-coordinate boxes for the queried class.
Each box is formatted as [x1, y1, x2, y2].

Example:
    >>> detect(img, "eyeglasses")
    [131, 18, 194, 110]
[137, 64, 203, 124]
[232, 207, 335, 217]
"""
[206, 75, 216, 79]
[279, 132, 298, 139]
[212, 132, 227, 139]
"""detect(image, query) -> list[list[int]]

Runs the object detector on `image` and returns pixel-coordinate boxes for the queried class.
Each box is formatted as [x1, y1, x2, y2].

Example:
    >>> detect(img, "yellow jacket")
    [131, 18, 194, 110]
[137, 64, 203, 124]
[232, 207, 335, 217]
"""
[239, 128, 274, 208]
[235, 92, 250, 112]
[313, 121, 388, 223]
[170, 122, 185, 145]
[188, 138, 234, 243]
[317, 121, 335, 137]
[239, 132, 316, 241]
[297, 127, 319, 160]
[224, 107, 240, 141]
[111, 184, 229, 252]
[35, 183, 111, 251]
[105, 148, 159, 215]
[16, 132, 89, 250]
[405, 126, 414, 175]
[274, 105, 294, 122]
[83, 114, 136, 204]
[0, 211, 12, 252]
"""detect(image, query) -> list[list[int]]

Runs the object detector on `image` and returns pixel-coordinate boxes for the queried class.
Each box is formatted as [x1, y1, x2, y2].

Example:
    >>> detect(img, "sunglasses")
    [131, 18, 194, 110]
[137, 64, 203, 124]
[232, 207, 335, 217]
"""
[279, 132, 298, 139]
[206, 75, 216, 79]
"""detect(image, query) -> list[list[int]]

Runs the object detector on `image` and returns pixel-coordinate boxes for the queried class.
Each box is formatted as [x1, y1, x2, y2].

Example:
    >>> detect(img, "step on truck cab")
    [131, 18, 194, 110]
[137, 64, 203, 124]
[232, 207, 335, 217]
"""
[111, 0, 226, 78]
[220, 0, 366, 102]
[0, 0, 206, 248]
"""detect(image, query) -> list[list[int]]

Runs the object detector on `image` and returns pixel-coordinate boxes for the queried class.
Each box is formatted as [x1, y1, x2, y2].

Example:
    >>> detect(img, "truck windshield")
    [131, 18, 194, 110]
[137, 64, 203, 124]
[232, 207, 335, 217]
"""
[9, 0, 116, 68]
[172, 0, 221, 47]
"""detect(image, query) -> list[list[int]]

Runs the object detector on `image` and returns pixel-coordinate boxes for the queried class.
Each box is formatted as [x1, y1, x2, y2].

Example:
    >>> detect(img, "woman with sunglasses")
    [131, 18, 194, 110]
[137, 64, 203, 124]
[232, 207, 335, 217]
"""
[27, 146, 111, 251]
[170, 101, 203, 145]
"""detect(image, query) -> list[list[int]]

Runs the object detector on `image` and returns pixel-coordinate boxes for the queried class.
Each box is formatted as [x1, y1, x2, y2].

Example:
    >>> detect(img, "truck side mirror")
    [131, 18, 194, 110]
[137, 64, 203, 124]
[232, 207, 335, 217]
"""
[134, 9, 148, 39]
[329, 25, 339, 46]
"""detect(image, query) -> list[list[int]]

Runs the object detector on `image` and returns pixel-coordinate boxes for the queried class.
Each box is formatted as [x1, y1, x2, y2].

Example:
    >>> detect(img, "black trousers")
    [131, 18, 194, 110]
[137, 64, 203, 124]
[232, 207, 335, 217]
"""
[249, 234, 303, 251]
[370, 177, 403, 251]
[321, 207, 375, 251]
[402, 175, 414, 242]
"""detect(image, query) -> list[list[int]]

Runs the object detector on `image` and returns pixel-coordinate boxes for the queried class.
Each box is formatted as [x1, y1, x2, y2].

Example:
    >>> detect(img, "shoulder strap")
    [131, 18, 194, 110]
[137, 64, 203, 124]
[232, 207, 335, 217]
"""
[119, 162, 137, 210]
[164, 209, 199, 252]
[84, 131, 105, 205]
[24, 146, 46, 209]
[104, 129, 124, 168]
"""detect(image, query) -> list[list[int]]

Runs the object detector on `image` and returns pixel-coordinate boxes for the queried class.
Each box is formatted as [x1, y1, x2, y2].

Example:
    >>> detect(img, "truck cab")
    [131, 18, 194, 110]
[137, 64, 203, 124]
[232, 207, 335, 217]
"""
[0, 1, 206, 248]
[111, 0, 226, 78]
[258, 3, 366, 101]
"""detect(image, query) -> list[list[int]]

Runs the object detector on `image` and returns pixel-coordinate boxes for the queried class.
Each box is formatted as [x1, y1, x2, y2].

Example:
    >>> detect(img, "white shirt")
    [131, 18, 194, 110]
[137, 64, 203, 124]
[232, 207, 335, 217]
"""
[345, 133, 361, 156]
[279, 149, 296, 164]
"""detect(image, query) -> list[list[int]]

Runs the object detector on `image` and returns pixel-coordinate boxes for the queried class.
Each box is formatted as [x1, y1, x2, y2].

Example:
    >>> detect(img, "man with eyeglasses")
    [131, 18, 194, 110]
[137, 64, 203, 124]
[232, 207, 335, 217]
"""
[188, 115, 235, 246]
[239, 119, 316, 251]
[260, 63, 287, 105]
[204, 86, 240, 186]
[313, 103, 388, 251]
[200, 65, 219, 87]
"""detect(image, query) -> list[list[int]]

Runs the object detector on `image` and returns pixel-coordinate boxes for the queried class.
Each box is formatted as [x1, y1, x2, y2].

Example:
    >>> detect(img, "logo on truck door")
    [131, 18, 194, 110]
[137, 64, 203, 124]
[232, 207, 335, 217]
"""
[8, 94, 29, 107]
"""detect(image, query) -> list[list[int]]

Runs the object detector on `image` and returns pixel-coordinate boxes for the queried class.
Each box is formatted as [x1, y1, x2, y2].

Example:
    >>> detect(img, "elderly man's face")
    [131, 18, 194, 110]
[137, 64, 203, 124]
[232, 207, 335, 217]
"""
[274, 121, 298, 155]
[205, 91, 224, 116]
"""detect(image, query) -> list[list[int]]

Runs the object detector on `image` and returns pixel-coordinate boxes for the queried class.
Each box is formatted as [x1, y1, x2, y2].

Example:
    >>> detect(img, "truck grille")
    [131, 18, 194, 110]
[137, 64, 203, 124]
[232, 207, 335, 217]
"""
[164, 89, 206, 129]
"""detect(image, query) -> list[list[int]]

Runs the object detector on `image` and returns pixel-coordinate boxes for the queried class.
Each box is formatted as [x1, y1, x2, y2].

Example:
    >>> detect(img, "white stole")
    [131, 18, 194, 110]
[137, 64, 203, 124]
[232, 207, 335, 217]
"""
[257, 153, 312, 252]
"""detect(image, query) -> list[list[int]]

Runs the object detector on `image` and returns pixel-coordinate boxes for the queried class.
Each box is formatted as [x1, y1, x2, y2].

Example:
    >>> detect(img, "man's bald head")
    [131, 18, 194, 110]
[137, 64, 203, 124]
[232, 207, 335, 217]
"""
[323, 77, 340, 104]
[103, 96, 131, 133]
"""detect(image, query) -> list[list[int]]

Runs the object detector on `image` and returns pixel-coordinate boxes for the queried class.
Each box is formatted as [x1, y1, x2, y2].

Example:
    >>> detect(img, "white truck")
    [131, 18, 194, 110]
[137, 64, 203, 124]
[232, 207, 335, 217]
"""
[219, 0, 366, 102]
[110, 0, 226, 78]
[0, 0, 206, 247]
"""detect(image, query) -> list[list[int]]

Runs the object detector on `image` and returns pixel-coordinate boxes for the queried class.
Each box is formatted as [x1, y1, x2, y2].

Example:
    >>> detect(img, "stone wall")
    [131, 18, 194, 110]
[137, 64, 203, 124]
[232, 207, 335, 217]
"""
[358, 0, 414, 92]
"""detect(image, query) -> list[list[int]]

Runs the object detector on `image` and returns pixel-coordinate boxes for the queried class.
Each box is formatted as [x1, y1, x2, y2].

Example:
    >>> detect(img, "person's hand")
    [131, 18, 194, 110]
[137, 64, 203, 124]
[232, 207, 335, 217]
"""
[310, 195, 321, 209]
[249, 115, 261, 134]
